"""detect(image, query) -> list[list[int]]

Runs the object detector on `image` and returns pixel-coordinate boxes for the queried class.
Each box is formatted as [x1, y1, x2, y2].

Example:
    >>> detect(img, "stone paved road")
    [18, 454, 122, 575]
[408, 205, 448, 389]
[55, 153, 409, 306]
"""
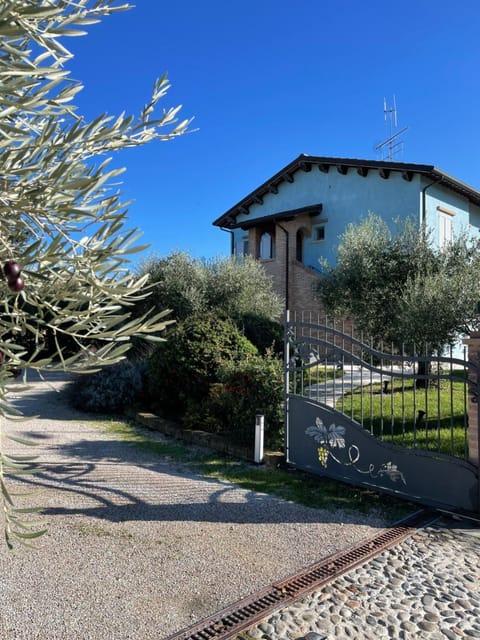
[242, 516, 480, 640]
[0, 372, 394, 639]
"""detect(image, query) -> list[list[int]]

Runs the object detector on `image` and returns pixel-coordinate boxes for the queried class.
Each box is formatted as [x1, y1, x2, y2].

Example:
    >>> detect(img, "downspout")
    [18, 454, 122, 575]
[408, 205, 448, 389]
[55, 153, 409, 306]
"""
[277, 222, 289, 310]
[421, 177, 442, 235]
[220, 227, 234, 256]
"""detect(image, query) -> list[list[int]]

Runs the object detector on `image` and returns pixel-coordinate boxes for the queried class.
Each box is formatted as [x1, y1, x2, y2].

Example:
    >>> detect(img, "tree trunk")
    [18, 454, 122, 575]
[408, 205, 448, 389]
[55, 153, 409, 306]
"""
[416, 360, 431, 389]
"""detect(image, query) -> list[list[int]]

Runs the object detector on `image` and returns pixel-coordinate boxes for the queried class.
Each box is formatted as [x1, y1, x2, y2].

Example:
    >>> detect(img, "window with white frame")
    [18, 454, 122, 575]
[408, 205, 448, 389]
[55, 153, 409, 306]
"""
[439, 212, 453, 249]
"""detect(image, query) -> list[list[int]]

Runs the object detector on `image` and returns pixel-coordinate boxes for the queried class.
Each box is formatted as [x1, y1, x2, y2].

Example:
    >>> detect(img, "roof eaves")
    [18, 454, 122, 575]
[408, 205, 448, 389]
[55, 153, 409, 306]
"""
[213, 156, 480, 227]
[212, 154, 308, 227]
[428, 167, 480, 206]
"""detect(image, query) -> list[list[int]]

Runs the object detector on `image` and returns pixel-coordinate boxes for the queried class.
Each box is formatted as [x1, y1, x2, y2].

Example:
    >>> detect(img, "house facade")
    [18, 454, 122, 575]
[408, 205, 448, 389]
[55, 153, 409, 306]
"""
[213, 154, 480, 318]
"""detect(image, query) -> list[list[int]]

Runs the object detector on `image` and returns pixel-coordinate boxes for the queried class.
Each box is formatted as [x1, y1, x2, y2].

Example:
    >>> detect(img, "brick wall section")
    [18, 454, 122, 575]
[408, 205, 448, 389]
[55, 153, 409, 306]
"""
[464, 333, 480, 466]
[290, 261, 323, 318]
[248, 216, 357, 356]
[248, 214, 325, 319]
[249, 225, 289, 308]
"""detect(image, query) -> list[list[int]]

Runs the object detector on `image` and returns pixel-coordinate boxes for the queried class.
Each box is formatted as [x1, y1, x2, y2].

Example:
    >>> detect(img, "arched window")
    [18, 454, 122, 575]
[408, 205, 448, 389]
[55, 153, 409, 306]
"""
[296, 229, 304, 263]
[259, 232, 273, 260]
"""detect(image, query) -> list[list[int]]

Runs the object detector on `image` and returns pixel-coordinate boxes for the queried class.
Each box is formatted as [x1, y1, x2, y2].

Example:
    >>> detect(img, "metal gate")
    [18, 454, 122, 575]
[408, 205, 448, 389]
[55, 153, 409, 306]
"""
[285, 313, 480, 515]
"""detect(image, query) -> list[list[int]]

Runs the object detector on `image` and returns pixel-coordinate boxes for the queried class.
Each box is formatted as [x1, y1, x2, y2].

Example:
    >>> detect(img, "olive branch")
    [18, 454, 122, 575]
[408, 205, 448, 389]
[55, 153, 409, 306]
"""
[0, 0, 191, 547]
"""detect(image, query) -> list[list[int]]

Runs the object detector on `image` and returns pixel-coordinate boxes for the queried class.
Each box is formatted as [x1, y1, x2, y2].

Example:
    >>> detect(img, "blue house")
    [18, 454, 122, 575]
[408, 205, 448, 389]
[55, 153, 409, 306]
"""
[213, 154, 480, 318]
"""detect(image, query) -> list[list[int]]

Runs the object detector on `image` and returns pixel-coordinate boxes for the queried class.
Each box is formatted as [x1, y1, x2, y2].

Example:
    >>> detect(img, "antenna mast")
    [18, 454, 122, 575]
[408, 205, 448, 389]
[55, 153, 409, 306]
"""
[375, 95, 408, 160]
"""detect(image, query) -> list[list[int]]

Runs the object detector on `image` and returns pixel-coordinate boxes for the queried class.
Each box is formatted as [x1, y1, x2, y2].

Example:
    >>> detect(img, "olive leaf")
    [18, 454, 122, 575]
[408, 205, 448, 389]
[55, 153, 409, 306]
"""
[0, 0, 191, 547]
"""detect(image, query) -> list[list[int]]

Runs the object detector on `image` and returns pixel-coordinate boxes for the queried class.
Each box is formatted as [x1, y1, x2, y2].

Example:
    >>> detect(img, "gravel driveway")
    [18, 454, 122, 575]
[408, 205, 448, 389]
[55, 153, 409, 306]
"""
[0, 372, 395, 639]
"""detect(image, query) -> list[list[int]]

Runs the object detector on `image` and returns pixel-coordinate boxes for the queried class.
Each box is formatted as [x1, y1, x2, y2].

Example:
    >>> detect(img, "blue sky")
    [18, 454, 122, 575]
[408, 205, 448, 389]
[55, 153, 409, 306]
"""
[67, 0, 480, 262]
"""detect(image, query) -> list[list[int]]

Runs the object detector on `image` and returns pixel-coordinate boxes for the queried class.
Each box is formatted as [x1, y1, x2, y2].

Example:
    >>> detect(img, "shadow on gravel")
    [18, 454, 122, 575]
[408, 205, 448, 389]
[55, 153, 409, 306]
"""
[10, 385, 107, 422]
[41, 499, 373, 525]
[6, 374, 395, 530]
[9, 436, 390, 528]
[40, 480, 385, 526]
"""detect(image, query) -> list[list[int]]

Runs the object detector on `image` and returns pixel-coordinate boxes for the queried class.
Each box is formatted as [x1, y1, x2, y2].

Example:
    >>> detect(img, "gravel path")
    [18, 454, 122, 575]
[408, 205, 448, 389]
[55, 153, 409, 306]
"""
[0, 372, 395, 640]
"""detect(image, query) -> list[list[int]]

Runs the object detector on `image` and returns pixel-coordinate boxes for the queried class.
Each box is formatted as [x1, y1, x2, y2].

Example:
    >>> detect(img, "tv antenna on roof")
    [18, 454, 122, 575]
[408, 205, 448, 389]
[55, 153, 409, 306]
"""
[374, 95, 408, 161]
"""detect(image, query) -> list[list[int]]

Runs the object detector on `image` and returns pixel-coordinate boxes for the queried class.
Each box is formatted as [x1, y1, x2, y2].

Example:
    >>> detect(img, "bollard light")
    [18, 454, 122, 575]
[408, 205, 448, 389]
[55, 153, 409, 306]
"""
[254, 414, 264, 464]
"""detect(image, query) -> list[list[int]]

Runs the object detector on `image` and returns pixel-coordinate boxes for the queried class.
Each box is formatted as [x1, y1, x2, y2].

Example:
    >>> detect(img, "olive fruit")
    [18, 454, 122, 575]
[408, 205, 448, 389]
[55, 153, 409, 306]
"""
[8, 276, 24, 292]
[3, 260, 24, 292]
[3, 260, 21, 283]
[8, 278, 25, 293]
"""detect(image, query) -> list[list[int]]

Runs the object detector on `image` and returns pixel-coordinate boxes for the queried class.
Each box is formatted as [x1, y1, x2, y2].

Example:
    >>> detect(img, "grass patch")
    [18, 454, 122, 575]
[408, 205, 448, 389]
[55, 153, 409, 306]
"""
[94, 418, 413, 521]
[197, 455, 411, 519]
[337, 379, 468, 457]
[95, 418, 199, 460]
[291, 366, 339, 392]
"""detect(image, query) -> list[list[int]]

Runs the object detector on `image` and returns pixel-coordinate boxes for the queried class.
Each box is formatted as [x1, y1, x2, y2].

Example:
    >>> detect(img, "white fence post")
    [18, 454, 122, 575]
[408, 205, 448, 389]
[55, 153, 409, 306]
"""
[254, 414, 264, 464]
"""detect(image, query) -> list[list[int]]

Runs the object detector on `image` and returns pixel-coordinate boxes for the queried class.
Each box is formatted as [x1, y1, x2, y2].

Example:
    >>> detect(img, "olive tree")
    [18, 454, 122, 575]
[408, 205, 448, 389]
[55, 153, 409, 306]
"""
[134, 252, 283, 323]
[316, 213, 480, 353]
[396, 238, 480, 349]
[134, 252, 208, 324]
[0, 1, 189, 546]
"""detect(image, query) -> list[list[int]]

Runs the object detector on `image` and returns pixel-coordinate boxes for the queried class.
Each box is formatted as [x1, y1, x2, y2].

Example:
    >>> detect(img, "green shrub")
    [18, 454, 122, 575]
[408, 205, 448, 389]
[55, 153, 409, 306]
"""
[70, 362, 146, 413]
[147, 313, 257, 416]
[133, 252, 283, 325]
[236, 313, 284, 356]
[194, 350, 284, 448]
[134, 251, 207, 323]
[203, 255, 283, 320]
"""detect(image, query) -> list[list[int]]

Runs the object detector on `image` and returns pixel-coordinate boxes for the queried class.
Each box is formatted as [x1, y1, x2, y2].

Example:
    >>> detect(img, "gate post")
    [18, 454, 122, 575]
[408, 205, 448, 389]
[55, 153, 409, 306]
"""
[284, 309, 291, 463]
[464, 332, 480, 467]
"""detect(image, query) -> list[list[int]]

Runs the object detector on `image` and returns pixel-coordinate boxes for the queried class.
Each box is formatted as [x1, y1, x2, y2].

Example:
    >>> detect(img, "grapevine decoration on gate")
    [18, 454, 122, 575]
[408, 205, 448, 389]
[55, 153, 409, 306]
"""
[306, 417, 406, 485]
[306, 417, 346, 467]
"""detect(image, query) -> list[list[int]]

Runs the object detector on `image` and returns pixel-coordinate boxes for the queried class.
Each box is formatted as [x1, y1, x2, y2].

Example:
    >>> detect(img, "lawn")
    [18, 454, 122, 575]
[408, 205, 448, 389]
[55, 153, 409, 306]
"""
[291, 365, 339, 393]
[337, 378, 469, 458]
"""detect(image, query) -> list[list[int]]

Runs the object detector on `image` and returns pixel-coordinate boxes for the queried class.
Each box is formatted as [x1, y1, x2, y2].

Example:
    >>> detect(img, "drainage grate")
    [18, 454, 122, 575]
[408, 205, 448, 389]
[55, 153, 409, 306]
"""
[164, 509, 437, 640]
